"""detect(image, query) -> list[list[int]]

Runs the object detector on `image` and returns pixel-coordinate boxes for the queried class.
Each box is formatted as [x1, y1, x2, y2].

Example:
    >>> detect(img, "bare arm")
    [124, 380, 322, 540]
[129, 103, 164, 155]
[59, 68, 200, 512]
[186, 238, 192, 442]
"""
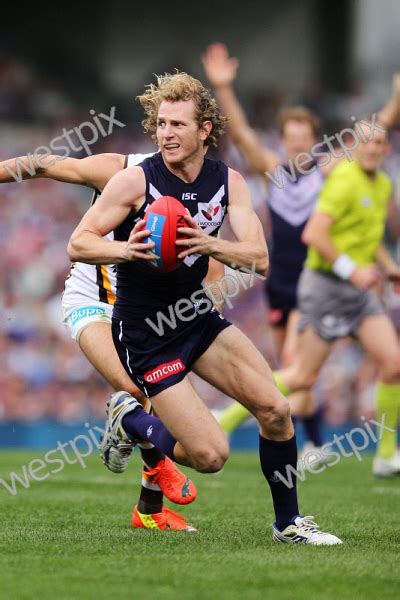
[202, 43, 280, 175]
[302, 211, 379, 289]
[204, 256, 225, 286]
[0, 153, 125, 190]
[320, 74, 400, 178]
[176, 169, 268, 276]
[375, 243, 400, 279]
[301, 212, 339, 264]
[204, 256, 226, 312]
[377, 73, 400, 129]
[68, 167, 156, 264]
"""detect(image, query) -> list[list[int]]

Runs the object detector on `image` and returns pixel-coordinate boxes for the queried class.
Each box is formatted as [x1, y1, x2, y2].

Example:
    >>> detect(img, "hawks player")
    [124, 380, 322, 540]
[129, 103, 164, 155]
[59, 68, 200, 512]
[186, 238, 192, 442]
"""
[0, 150, 225, 530]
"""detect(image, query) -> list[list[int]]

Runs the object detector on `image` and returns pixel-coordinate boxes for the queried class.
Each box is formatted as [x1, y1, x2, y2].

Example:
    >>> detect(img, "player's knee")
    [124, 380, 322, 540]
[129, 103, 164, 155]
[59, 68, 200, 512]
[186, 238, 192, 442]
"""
[379, 356, 400, 384]
[192, 441, 229, 473]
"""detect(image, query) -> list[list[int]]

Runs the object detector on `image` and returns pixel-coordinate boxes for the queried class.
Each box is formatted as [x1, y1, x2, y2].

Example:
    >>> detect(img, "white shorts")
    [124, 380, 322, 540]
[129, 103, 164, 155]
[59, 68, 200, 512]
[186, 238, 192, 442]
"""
[62, 300, 113, 342]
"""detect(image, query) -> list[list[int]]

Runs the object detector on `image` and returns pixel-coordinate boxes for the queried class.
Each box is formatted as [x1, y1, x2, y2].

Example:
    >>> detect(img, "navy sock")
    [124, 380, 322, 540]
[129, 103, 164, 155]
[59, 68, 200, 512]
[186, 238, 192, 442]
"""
[122, 408, 176, 459]
[302, 410, 323, 447]
[140, 446, 165, 468]
[259, 434, 299, 531]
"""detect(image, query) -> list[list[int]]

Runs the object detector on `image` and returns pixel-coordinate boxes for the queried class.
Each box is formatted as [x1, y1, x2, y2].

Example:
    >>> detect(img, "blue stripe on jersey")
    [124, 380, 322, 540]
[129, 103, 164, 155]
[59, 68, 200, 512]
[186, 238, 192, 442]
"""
[145, 212, 166, 269]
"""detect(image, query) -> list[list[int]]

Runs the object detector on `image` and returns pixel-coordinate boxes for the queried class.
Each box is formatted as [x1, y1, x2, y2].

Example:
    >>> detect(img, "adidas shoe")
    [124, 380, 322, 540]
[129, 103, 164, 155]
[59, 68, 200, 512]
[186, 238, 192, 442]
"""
[273, 515, 342, 545]
[132, 506, 197, 531]
[100, 391, 140, 473]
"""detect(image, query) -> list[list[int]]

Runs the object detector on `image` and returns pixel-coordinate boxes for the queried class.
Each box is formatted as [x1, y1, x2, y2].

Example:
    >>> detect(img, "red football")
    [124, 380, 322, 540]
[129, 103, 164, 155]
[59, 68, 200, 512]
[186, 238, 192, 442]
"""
[144, 196, 189, 272]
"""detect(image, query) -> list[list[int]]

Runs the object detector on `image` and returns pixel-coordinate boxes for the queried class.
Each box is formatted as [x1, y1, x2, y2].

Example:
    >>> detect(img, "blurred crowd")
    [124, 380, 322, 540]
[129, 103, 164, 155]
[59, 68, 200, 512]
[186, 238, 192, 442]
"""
[2, 53, 400, 425]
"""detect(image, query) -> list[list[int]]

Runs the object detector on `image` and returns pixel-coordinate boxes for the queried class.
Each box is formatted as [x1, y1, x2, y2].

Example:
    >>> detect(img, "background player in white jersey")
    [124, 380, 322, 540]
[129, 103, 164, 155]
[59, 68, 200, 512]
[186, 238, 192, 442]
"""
[0, 151, 224, 530]
[202, 43, 400, 459]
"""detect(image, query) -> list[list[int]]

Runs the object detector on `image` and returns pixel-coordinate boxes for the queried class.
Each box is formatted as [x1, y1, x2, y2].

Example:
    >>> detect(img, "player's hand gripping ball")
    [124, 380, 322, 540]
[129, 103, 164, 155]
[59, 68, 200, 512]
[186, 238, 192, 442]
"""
[144, 196, 190, 272]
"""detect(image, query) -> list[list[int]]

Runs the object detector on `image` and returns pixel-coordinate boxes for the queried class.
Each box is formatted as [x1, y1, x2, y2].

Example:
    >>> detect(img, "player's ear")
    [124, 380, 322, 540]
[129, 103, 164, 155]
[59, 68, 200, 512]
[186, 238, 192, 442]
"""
[200, 120, 212, 141]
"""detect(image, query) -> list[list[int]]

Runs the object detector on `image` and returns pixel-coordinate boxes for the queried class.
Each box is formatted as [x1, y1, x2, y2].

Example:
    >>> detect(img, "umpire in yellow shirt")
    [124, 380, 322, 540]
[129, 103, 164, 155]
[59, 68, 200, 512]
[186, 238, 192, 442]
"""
[273, 120, 400, 477]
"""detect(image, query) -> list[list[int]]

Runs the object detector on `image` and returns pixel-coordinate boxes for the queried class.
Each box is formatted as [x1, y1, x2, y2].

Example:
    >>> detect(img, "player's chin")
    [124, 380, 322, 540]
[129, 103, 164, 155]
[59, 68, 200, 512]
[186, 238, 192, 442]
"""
[161, 148, 185, 164]
[361, 157, 381, 171]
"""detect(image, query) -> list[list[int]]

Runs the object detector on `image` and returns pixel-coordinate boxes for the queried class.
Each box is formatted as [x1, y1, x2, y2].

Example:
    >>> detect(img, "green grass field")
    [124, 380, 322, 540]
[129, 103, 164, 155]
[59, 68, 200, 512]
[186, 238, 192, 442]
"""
[0, 450, 399, 600]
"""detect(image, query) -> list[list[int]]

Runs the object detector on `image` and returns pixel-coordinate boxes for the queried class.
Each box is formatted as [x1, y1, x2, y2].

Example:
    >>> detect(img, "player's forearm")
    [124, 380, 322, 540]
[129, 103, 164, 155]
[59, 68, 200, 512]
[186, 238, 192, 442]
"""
[375, 244, 397, 273]
[68, 231, 127, 264]
[204, 257, 225, 286]
[203, 258, 226, 313]
[302, 227, 339, 265]
[210, 237, 268, 276]
[0, 156, 42, 182]
[377, 92, 400, 129]
[215, 86, 274, 175]
[0, 159, 22, 182]
[214, 85, 252, 142]
[306, 233, 360, 279]
[0, 155, 63, 183]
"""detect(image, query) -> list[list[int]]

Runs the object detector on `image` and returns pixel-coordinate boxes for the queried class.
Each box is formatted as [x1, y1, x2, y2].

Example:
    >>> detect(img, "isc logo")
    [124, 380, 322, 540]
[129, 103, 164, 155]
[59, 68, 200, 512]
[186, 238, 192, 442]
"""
[182, 193, 197, 200]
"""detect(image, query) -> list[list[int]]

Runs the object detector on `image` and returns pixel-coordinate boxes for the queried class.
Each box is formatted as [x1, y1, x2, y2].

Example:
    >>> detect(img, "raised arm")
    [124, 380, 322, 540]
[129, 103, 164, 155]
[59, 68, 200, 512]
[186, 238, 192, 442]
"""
[321, 74, 400, 178]
[202, 43, 280, 175]
[0, 152, 125, 190]
[377, 73, 400, 129]
[68, 167, 155, 265]
[176, 169, 268, 276]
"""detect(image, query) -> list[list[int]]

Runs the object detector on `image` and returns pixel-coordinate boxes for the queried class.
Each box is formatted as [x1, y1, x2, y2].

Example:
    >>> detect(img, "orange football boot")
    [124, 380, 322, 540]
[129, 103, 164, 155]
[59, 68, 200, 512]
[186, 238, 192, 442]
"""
[142, 456, 197, 505]
[132, 506, 197, 531]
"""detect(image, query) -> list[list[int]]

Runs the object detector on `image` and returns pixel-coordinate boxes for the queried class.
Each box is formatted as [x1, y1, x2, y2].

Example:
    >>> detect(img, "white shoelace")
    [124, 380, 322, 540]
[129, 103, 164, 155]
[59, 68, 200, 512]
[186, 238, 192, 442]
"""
[296, 516, 320, 533]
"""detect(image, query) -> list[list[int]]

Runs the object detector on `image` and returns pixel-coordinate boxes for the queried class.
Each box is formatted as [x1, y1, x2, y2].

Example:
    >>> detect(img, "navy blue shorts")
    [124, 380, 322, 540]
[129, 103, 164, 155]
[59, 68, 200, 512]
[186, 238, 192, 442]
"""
[264, 283, 297, 327]
[264, 263, 302, 328]
[112, 308, 232, 397]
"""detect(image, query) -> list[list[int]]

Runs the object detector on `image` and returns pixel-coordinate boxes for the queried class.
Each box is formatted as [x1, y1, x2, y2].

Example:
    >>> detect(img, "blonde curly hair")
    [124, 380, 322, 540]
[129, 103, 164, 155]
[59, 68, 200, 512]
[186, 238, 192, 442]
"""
[137, 72, 227, 149]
